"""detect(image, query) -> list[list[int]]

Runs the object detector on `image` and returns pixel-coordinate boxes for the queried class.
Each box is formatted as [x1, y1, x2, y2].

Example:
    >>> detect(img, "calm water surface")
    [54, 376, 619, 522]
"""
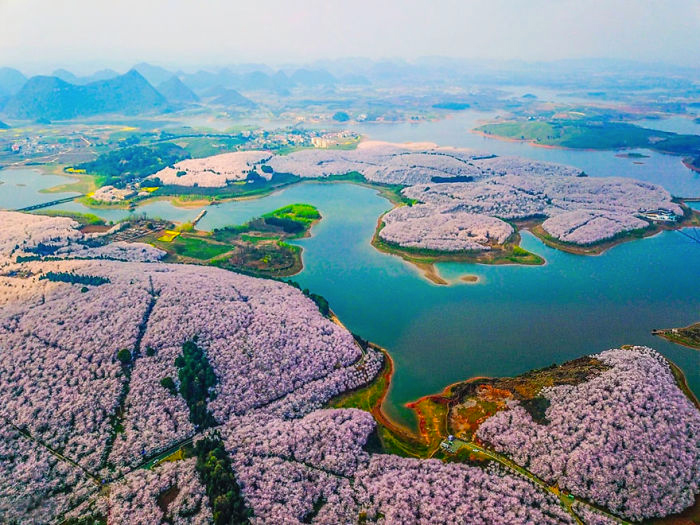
[0, 168, 78, 210]
[344, 111, 700, 197]
[200, 183, 700, 428]
[636, 116, 700, 136]
[3, 121, 698, 430]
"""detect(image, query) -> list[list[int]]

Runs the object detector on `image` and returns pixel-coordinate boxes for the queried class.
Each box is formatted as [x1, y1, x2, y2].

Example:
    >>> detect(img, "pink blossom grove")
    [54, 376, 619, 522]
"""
[0, 212, 698, 523]
[476, 346, 700, 521]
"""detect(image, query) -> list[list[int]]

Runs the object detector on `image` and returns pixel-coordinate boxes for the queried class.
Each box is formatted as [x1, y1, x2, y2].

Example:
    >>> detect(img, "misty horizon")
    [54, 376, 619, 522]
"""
[2, 0, 700, 73]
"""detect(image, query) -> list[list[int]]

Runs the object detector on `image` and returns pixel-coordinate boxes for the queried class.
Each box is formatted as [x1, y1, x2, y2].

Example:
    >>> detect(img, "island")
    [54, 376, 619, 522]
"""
[57, 139, 700, 285]
[475, 118, 700, 160]
[51, 203, 322, 278]
[260, 142, 698, 281]
[151, 203, 320, 277]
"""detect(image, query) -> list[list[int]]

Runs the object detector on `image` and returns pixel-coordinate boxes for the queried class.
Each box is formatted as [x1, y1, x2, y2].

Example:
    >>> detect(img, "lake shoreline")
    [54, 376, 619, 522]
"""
[370, 213, 545, 286]
[344, 340, 700, 456]
[525, 204, 700, 256]
[682, 158, 700, 173]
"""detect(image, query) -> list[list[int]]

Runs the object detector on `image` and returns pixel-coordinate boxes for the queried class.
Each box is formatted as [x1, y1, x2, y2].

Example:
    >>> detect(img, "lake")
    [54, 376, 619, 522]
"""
[2, 119, 698, 430]
[0, 168, 78, 210]
[343, 111, 700, 197]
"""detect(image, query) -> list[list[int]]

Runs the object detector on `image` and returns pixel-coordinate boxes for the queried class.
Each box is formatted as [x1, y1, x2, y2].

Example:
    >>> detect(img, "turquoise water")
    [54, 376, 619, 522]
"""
[3, 126, 698, 430]
[44, 199, 203, 224]
[196, 182, 700, 428]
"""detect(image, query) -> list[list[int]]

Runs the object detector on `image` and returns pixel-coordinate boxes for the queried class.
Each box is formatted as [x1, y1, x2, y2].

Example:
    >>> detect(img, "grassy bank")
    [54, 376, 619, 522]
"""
[330, 346, 436, 458]
[653, 323, 700, 352]
[42, 168, 102, 195]
[31, 209, 106, 226]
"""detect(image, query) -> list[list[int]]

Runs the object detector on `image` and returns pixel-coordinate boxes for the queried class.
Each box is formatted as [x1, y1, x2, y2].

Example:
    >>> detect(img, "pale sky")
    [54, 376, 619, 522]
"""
[1, 0, 699, 72]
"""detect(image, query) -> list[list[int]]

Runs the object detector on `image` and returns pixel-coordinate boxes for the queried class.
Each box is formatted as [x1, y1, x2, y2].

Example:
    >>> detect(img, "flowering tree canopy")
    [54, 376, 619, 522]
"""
[0, 213, 697, 524]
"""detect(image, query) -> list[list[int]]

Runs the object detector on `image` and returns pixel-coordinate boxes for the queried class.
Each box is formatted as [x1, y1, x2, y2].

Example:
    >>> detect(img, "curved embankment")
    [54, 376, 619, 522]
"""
[683, 158, 700, 173]
[348, 344, 700, 455]
[653, 322, 700, 354]
[368, 195, 700, 284]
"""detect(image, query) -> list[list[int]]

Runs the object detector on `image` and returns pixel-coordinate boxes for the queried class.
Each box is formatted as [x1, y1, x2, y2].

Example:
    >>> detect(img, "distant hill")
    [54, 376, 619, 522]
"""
[0, 67, 27, 95]
[178, 68, 291, 94]
[157, 76, 199, 104]
[176, 67, 355, 93]
[339, 74, 371, 86]
[200, 85, 232, 99]
[0, 120, 9, 129]
[2, 70, 167, 120]
[133, 62, 175, 86]
[179, 70, 220, 91]
[53, 68, 120, 85]
[289, 68, 336, 86]
[52, 68, 79, 84]
[208, 88, 257, 108]
[84, 69, 120, 83]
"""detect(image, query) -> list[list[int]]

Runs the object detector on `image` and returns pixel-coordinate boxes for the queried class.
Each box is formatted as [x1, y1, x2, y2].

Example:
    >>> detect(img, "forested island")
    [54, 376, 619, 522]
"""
[476, 119, 700, 163]
[50, 139, 698, 284]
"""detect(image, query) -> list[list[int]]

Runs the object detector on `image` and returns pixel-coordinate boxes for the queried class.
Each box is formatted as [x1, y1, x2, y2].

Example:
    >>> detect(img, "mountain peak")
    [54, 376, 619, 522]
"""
[2, 71, 167, 120]
[157, 76, 199, 104]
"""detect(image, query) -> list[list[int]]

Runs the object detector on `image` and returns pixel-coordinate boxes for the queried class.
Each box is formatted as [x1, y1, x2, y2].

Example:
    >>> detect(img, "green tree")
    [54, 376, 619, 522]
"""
[194, 435, 250, 525]
[116, 349, 132, 365]
[160, 376, 177, 395]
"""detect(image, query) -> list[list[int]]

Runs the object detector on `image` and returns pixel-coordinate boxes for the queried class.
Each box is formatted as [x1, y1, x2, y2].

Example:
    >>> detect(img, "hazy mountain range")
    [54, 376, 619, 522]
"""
[156, 76, 199, 104]
[0, 58, 697, 121]
[0, 62, 343, 120]
[2, 70, 168, 120]
[0, 67, 28, 96]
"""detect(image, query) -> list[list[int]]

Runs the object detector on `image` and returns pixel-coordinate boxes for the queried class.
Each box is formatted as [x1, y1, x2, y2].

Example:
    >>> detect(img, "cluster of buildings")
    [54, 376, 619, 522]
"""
[639, 209, 680, 222]
[238, 128, 359, 150]
[6, 137, 64, 156]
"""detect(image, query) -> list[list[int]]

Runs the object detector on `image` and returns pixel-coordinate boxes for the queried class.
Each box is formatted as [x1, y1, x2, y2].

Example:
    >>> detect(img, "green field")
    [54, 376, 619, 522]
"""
[155, 235, 233, 260]
[32, 209, 105, 226]
[263, 203, 321, 227]
[146, 203, 321, 277]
